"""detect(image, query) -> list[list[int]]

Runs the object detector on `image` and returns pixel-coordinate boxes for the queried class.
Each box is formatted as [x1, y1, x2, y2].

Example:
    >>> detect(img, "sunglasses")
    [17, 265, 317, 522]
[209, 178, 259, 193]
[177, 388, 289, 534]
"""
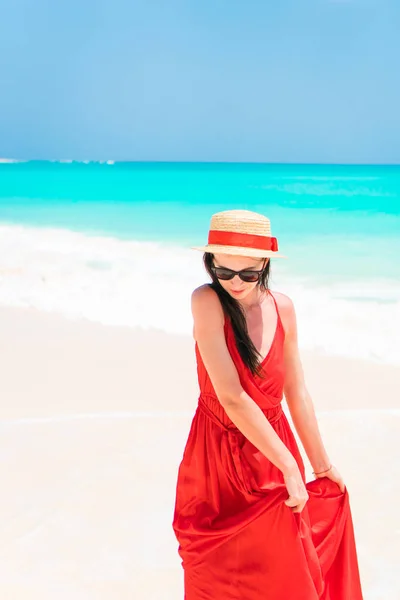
[211, 265, 264, 283]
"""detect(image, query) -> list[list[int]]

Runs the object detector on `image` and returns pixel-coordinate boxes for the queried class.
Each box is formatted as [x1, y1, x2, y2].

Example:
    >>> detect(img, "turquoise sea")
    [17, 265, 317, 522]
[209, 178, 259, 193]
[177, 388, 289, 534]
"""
[0, 161, 399, 363]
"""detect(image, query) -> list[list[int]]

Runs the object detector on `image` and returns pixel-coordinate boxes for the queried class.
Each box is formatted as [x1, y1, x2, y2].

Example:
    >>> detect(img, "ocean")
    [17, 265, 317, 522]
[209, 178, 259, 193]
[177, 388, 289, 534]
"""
[0, 160, 399, 364]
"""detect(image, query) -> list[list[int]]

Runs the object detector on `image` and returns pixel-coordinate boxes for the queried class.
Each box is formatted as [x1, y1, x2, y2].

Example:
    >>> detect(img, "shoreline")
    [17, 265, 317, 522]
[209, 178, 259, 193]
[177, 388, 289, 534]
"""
[0, 218, 399, 365]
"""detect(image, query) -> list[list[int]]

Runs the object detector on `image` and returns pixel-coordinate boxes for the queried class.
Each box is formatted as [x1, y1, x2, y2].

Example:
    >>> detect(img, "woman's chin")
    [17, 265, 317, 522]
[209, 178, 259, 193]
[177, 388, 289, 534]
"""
[229, 289, 247, 297]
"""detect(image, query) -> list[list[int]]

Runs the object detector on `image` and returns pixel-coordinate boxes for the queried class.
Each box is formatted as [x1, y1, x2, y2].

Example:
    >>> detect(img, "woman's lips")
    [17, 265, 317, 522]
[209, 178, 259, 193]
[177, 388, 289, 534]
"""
[230, 289, 245, 295]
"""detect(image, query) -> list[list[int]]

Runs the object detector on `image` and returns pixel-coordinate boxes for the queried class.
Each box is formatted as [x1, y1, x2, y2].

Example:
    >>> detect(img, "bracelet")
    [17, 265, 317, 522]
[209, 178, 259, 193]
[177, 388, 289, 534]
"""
[312, 464, 332, 476]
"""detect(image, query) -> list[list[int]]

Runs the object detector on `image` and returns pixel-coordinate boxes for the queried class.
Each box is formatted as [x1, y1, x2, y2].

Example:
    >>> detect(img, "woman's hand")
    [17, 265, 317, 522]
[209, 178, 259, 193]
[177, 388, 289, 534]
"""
[314, 464, 346, 493]
[283, 468, 309, 513]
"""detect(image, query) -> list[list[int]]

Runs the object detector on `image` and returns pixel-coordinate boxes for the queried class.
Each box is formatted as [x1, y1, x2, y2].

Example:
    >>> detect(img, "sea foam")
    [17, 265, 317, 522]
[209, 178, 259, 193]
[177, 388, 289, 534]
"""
[0, 224, 399, 365]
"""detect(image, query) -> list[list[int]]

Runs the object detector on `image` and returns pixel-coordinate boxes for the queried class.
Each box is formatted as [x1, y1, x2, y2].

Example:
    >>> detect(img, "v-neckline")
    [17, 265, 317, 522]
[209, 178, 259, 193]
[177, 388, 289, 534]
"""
[225, 291, 281, 367]
[250, 291, 280, 366]
[258, 314, 280, 366]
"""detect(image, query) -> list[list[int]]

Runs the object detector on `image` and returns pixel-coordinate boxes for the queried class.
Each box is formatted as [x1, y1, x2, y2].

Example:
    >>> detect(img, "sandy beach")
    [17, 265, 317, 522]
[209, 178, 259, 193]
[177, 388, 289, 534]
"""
[0, 306, 399, 599]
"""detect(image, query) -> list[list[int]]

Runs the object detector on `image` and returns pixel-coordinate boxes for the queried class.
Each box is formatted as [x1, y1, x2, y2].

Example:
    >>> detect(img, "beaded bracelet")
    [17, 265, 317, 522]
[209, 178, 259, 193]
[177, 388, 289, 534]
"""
[312, 464, 333, 476]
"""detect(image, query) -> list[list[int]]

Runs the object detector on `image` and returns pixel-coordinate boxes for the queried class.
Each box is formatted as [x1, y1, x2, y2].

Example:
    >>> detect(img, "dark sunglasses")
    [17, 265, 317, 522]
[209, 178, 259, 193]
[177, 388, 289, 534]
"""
[211, 265, 264, 283]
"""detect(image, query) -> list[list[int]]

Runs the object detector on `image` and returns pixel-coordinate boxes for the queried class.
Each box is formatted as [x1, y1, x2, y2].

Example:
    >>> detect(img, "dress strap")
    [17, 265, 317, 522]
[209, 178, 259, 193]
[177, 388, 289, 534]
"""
[268, 291, 282, 327]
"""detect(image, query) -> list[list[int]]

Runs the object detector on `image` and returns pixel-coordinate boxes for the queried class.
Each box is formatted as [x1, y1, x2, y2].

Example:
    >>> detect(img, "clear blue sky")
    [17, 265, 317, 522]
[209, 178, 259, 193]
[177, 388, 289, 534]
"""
[0, 0, 399, 163]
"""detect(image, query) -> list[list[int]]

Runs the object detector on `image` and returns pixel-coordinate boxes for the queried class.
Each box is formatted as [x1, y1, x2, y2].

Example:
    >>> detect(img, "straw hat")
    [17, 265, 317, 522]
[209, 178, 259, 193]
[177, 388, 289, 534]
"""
[192, 209, 287, 258]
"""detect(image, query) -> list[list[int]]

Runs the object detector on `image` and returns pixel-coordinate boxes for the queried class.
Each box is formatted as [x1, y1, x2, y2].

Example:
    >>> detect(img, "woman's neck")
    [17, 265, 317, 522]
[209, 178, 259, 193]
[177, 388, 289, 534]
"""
[239, 288, 268, 312]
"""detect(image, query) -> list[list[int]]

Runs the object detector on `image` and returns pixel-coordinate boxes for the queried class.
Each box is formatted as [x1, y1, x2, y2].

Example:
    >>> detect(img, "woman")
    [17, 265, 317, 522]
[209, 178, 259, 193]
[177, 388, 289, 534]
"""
[172, 210, 363, 600]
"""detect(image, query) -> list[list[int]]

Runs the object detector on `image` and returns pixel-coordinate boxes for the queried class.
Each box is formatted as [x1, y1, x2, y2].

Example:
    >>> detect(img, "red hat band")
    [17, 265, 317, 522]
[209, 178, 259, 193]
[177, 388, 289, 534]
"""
[208, 230, 278, 252]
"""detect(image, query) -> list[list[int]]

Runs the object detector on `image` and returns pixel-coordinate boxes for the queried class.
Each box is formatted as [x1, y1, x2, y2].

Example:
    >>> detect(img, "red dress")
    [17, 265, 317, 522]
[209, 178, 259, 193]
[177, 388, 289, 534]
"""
[172, 292, 363, 600]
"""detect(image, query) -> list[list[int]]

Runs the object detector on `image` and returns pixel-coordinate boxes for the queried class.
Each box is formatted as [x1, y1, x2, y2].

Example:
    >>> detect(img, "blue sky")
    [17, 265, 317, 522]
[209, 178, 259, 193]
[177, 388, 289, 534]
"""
[0, 0, 399, 163]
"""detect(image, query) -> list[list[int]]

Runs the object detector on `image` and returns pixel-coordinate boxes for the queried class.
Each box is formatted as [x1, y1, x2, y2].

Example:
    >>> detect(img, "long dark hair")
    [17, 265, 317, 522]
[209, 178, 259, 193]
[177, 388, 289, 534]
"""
[203, 252, 271, 375]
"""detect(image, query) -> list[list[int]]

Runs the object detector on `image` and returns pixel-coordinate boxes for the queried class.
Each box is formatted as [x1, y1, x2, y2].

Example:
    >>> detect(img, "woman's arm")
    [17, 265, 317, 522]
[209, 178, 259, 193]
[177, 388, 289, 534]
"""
[192, 285, 298, 475]
[281, 293, 332, 473]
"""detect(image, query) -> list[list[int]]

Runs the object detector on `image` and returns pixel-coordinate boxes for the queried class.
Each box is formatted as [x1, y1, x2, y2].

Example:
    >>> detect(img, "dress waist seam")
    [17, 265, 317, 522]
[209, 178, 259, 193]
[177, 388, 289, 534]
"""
[198, 394, 283, 431]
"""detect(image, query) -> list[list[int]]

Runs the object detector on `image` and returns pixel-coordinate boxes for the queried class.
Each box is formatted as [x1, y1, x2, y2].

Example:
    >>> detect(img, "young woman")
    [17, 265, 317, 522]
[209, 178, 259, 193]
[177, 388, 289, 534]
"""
[172, 210, 363, 600]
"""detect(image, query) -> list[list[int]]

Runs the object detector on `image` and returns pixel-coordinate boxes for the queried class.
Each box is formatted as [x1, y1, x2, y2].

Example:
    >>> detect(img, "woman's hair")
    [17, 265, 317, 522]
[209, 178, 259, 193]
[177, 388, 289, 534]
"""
[203, 252, 270, 375]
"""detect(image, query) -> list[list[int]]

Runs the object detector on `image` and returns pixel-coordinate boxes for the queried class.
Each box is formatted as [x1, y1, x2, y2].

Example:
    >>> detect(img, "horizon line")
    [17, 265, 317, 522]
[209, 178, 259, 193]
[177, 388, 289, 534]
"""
[1, 158, 400, 167]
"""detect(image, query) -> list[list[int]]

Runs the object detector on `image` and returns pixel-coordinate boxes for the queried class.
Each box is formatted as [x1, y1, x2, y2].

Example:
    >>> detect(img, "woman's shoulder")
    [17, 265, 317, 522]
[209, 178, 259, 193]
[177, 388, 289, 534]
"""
[269, 290, 297, 336]
[191, 285, 225, 333]
[191, 283, 213, 299]
[191, 283, 218, 306]
[269, 289, 294, 310]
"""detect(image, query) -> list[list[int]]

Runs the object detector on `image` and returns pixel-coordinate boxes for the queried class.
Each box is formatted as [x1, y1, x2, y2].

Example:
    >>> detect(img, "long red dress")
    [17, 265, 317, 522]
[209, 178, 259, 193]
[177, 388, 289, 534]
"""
[172, 292, 363, 600]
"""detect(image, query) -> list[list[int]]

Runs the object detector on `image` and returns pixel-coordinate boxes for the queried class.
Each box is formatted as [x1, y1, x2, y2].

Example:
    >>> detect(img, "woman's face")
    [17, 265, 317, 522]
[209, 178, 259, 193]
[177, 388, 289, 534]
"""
[212, 253, 267, 301]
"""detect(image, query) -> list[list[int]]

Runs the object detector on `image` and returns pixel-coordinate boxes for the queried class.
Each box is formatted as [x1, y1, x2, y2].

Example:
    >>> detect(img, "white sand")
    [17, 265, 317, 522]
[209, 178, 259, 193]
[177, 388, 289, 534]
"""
[0, 307, 399, 599]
